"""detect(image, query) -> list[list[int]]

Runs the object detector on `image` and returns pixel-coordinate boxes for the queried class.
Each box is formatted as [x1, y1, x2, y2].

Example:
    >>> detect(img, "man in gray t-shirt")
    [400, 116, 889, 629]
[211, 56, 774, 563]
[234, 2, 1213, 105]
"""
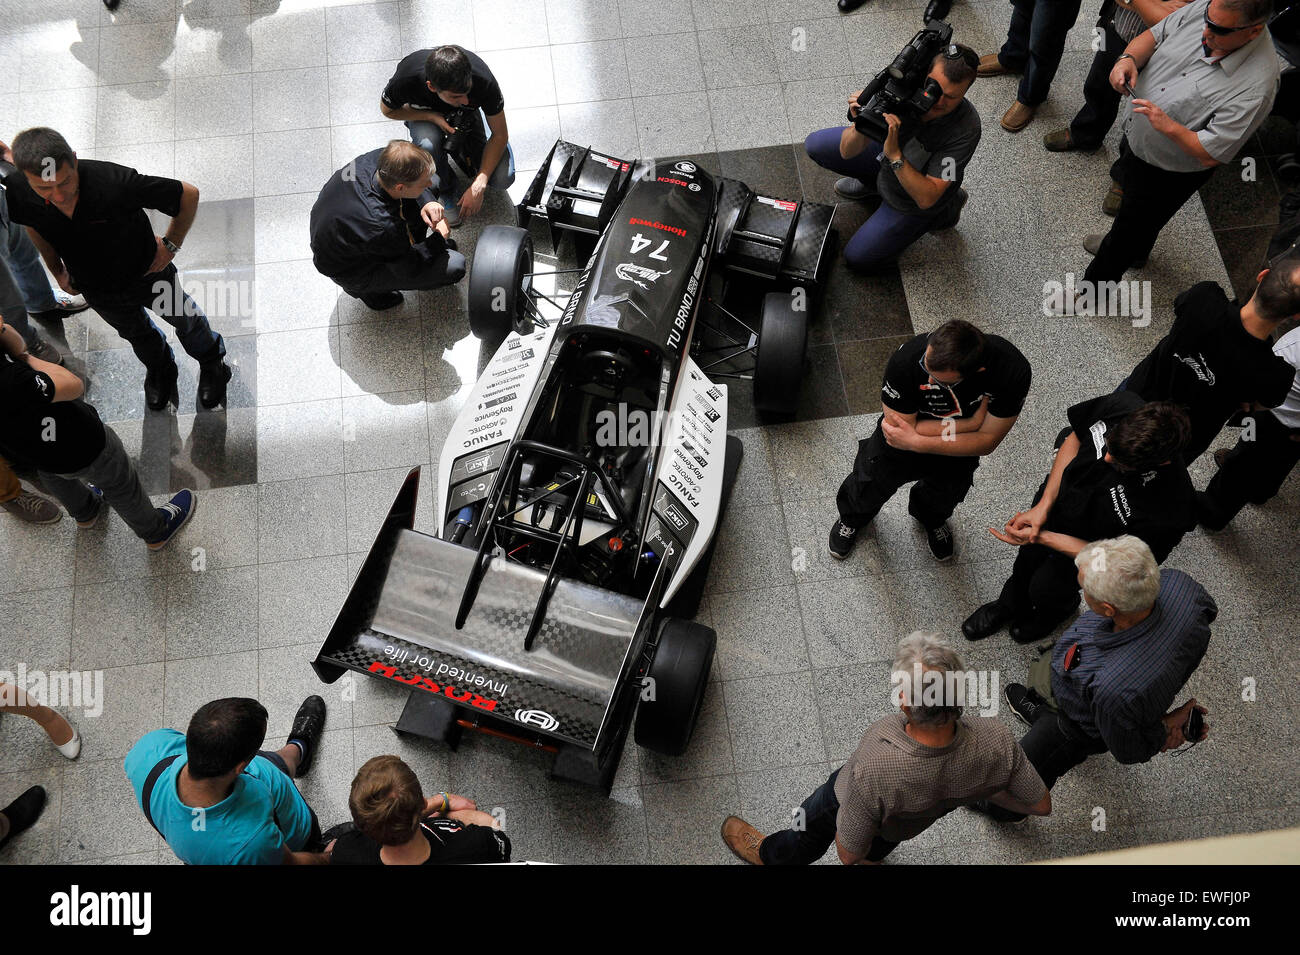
[722, 632, 1049, 865]
[802, 46, 982, 274]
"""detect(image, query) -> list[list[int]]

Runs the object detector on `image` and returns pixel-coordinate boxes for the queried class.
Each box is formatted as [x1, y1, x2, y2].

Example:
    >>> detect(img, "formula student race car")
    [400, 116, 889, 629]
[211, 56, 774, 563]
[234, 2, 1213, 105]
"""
[312, 141, 835, 791]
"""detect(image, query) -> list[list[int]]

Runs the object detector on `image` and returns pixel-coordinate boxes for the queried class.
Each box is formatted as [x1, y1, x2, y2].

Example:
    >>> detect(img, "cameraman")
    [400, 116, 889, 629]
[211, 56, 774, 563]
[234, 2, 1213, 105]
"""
[803, 45, 980, 273]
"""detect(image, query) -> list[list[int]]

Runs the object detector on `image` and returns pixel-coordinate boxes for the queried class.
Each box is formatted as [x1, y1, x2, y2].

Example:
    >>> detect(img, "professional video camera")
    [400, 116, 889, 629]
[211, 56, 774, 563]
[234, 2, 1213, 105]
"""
[848, 0, 958, 144]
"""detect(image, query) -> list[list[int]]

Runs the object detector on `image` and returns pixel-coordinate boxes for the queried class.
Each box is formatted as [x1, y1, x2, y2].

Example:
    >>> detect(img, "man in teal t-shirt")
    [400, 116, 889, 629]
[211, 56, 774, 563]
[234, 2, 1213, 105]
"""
[124, 696, 329, 865]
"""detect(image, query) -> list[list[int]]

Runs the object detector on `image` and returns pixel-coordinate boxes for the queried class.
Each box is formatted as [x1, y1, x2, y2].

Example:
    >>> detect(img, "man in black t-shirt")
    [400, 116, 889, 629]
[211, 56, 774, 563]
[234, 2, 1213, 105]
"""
[0, 314, 195, 550]
[803, 47, 982, 272]
[1121, 249, 1300, 463]
[963, 394, 1194, 644]
[831, 320, 1032, 562]
[380, 45, 515, 228]
[310, 142, 467, 311]
[3, 127, 232, 412]
[330, 755, 510, 866]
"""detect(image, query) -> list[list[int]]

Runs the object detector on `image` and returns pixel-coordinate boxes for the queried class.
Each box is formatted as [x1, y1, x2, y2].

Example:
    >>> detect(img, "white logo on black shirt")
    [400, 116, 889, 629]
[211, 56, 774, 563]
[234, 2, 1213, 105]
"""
[1173, 351, 1216, 387]
[1089, 420, 1107, 457]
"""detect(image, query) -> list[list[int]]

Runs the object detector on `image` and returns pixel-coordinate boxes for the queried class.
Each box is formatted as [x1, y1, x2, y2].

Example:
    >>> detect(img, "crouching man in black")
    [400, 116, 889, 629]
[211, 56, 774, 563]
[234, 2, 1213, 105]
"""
[964, 395, 1194, 644]
[309, 141, 466, 311]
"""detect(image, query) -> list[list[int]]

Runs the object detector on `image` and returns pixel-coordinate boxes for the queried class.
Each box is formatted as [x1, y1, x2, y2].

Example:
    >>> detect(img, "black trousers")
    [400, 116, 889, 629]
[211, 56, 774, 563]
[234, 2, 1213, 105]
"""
[983, 708, 1109, 821]
[998, 541, 1083, 628]
[996, 426, 1084, 627]
[1198, 414, 1300, 530]
[1083, 137, 1215, 285]
[1068, 19, 1125, 148]
[329, 244, 467, 302]
[836, 423, 979, 530]
[758, 768, 898, 865]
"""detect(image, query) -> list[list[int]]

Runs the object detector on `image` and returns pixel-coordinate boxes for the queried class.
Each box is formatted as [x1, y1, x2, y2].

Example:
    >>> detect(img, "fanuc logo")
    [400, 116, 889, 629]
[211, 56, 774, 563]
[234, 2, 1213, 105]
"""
[50, 886, 152, 935]
[514, 709, 560, 732]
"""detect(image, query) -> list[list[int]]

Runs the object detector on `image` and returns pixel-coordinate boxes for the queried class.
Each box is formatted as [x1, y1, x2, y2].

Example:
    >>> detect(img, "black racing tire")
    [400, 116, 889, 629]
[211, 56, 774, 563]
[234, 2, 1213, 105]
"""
[634, 617, 716, 757]
[752, 289, 808, 415]
[467, 225, 533, 340]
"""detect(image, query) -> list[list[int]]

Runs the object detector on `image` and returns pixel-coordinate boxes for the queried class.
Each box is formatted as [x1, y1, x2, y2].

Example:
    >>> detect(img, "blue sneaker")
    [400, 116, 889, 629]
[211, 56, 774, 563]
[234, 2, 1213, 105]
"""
[147, 489, 196, 551]
[436, 192, 461, 228]
[75, 484, 105, 529]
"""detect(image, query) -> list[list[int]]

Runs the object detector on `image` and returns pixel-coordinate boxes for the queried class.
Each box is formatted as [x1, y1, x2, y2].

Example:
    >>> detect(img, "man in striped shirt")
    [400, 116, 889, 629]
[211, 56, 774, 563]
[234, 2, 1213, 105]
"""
[977, 535, 1215, 822]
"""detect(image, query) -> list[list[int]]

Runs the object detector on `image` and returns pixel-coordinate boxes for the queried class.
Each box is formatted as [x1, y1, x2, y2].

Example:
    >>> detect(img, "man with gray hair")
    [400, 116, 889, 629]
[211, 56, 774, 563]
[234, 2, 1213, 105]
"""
[721, 632, 1049, 865]
[977, 535, 1215, 822]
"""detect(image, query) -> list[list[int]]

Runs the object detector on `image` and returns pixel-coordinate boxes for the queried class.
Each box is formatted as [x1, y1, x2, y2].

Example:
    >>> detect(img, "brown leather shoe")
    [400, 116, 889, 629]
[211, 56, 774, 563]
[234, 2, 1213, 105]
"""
[1001, 100, 1035, 132]
[977, 54, 1017, 77]
[721, 815, 766, 865]
[1103, 180, 1124, 216]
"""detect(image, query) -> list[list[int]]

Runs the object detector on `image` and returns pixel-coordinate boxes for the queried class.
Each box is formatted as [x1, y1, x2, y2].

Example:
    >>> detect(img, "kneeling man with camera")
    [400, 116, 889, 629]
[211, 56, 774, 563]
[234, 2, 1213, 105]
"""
[804, 38, 981, 272]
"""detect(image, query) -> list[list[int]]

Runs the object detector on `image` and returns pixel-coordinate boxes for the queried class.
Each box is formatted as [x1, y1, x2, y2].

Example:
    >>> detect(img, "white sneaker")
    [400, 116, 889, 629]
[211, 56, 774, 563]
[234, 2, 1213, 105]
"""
[52, 290, 87, 312]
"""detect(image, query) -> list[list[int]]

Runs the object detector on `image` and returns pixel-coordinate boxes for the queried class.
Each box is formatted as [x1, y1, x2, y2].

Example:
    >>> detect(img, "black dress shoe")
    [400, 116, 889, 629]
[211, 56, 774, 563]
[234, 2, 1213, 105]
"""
[1009, 617, 1055, 644]
[287, 695, 327, 777]
[0, 786, 47, 852]
[144, 362, 180, 411]
[838, 0, 870, 10]
[359, 290, 405, 310]
[961, 600, 1012, 641]
[197, 360, 232, 410]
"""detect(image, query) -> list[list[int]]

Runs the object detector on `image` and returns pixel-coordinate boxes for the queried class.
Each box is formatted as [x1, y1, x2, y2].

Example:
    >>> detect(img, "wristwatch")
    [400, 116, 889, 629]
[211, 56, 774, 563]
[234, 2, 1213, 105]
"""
[161, 236, 181, 255]
[889, 156, 905, 171]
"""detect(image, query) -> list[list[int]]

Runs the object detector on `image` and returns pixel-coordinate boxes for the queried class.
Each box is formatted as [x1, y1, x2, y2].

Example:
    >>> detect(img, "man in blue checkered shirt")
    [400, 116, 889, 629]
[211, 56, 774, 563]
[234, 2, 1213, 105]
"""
[976, 534, 1215, 822]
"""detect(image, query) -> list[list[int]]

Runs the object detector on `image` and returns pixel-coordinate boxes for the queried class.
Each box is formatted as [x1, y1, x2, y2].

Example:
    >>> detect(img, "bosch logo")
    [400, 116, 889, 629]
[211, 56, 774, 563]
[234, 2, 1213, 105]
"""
[688, 182, 700, 191]
[514, 709, 559, 732]
[674, 161, 696, 173]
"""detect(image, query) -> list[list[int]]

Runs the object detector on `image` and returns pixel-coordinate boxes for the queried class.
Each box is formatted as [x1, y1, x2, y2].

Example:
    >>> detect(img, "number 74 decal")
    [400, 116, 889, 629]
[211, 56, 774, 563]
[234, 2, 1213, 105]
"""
[629, 233, 670, 261]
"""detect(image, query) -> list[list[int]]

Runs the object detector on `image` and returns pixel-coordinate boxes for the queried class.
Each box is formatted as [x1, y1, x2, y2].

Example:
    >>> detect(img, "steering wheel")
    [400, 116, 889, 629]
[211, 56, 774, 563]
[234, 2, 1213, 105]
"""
[580, 348, 637, 386]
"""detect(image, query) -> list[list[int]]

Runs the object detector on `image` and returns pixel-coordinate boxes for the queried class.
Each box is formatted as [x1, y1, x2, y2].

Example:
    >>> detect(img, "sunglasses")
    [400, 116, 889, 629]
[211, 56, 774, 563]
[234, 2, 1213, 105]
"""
[1202, 9, 1263, 35]
[918, 355, 963, 387]
[945, 43, 979, 69]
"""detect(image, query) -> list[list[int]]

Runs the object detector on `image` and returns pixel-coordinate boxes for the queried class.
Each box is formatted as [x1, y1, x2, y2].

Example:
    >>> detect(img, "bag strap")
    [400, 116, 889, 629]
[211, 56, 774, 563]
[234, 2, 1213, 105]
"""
[141, 754, 181, 835]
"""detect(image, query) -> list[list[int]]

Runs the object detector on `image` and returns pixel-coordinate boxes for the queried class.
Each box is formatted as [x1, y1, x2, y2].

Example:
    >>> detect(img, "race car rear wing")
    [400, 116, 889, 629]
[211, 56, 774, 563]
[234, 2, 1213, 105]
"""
[312, 467, 653, 752]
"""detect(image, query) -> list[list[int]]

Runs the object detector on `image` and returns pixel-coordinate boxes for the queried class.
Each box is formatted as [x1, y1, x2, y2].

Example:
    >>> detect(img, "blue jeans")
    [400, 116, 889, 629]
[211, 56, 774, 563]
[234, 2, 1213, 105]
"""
[804, 126, 934, 273]
[0, 190, 57, 347]
[82, 263, 225, 372]
[999, 0, 1086, 107]
[406, 111, 516, 198]
[758, 767, 898, 865]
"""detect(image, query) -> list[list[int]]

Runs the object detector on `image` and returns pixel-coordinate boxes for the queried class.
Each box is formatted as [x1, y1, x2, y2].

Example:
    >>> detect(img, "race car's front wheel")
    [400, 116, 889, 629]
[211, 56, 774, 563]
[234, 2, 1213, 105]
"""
[752, 290, 808, 415]
[634, 617, 716, 757]
[468, 224, 533, 340]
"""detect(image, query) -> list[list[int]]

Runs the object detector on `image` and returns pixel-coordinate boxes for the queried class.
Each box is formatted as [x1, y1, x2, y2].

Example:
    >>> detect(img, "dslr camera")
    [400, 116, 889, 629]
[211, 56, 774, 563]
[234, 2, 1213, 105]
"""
[847, 0, 962, 143]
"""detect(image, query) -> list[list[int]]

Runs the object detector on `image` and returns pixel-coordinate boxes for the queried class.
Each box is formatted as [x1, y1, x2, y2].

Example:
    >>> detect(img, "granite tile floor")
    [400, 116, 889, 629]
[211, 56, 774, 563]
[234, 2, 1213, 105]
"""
[0, 0, 1296, 865]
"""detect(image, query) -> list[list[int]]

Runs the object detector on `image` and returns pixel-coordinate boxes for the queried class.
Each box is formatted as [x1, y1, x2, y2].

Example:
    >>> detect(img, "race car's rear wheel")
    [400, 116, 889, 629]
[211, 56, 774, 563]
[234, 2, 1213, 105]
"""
[634, 617, 715, 757]
[752, 290, 808, 415]
[468, 224, 533, 340]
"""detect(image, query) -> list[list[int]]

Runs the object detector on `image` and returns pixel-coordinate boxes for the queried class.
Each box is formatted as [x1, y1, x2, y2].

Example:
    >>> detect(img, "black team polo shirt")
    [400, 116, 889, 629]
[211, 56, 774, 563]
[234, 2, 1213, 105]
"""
[381, 46, 506, 117]
[0, 352, 105, 474]
[1047, 392, 1194, 562]
[1124, 281, 1295, 463]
